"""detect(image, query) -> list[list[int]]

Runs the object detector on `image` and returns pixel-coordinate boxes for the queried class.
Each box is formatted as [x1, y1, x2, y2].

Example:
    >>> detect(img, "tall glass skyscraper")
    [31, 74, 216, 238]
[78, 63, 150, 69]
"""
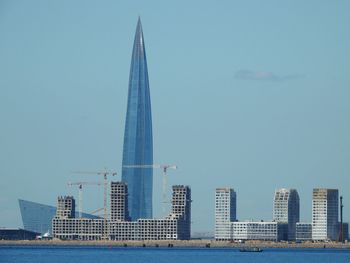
[122, 18, 153, 220]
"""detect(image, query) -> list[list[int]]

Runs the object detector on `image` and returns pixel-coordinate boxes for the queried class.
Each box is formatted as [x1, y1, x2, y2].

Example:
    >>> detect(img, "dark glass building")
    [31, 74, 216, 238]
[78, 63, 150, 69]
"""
[0, 228, 40, 240]
[122, 18, 153, 220]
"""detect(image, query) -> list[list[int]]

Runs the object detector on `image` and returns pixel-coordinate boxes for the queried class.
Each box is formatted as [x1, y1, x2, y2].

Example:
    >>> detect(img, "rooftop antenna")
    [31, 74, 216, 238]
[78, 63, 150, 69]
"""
[340, 196, 344, 243]
[67, 181, 101, 218]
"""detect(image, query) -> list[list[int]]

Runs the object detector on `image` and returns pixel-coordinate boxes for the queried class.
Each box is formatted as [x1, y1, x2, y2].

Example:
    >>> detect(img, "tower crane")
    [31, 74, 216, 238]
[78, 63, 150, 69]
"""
[89, 207, 104, 217]
[123, 164, 177, 215]
[72, 170, 116, 239]
[67, 181, 101, 218]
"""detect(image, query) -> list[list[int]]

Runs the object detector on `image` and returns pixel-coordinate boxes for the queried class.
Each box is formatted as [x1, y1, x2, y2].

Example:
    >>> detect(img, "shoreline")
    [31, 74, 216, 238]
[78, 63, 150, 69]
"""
[0, 240, 349, 249]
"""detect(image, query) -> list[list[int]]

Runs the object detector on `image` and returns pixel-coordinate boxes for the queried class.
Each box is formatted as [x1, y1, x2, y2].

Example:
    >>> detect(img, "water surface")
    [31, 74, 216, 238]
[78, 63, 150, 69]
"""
[1, 246, 349, 263]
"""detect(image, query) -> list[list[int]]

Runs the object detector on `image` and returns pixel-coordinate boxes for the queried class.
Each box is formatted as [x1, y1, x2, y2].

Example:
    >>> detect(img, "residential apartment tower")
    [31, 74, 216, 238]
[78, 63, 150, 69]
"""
[273, 188, 300, 240]
[312, 188, 339, 241]
[215, 188, 236, 240]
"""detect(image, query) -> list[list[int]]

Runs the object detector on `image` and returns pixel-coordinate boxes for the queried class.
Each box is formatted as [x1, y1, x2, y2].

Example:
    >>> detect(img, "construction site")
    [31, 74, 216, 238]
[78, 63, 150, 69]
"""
[52, 175, 191, 241]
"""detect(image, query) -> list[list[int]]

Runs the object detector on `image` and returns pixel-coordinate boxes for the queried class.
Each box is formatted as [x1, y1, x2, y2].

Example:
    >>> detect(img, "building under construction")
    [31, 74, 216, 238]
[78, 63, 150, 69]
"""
[52, 183, 191, 240]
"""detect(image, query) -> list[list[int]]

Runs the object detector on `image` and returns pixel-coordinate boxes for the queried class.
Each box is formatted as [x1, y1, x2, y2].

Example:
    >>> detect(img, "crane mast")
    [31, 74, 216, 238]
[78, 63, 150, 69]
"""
[123, 164, 177, 216]
[67, 181, 101, 218]
[72, 170, 116, 239]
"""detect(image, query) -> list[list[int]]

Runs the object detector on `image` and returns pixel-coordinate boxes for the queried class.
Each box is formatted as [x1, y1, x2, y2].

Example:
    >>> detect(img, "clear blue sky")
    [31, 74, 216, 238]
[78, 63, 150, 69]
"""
[1, 0, 350, 233]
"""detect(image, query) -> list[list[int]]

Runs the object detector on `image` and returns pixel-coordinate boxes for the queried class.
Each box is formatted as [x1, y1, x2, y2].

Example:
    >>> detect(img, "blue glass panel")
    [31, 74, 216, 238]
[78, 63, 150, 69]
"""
[122, 18, 153, 220]
[18, 199, 99, 234]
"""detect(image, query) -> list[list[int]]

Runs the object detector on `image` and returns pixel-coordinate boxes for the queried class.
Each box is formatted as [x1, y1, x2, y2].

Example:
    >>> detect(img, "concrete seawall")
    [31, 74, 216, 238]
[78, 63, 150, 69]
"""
[1, 239, 349, 249]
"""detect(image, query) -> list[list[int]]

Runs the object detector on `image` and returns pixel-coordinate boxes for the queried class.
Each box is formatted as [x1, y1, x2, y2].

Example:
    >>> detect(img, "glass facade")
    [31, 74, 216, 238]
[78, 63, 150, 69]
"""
[122, 18, 153, 220]
[19, 199, 56, 234]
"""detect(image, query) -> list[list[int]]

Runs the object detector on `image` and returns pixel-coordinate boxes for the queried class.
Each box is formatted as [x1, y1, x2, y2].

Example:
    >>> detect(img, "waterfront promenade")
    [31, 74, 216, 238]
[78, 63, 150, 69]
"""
[1, 239, 349, 249]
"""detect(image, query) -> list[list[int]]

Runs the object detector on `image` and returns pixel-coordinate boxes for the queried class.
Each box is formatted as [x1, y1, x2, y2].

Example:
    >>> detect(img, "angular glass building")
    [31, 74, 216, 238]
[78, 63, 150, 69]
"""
[122, 18, 153, 220]
[19, 199, 56, 234]
[18, 199, 98, 234]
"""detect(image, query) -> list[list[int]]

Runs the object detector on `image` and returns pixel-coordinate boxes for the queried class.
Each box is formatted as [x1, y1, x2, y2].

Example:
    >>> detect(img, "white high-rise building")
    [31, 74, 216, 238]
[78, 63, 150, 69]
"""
[312, 188, 339, 241]
[273, 188, 300, 240]
[215, 188, 236, 240]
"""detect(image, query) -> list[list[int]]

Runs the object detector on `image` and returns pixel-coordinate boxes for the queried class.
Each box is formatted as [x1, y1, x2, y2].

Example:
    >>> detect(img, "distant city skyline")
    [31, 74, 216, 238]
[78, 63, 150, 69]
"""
[18, 186, 347, 240]
[0, 1, 350, 232]
[215, 187, 345, 241]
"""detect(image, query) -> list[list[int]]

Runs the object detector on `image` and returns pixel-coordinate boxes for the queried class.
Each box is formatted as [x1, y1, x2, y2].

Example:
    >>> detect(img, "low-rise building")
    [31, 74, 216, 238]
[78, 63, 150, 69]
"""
[231, 221, 288, 241]
[338, 222, 349, 242]
[296, 222, 312, 242]
[52, 218, 104, 240]
[0, 228, 40, 240]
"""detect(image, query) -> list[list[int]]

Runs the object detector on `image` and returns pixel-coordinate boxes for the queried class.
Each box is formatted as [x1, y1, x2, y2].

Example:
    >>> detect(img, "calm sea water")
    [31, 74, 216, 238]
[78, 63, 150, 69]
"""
[0, 246, 349, 263]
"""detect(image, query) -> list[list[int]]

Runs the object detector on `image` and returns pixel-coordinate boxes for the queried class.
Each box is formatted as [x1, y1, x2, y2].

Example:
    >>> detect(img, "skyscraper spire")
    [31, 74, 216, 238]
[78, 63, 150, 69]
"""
[121, 18, 153, 220]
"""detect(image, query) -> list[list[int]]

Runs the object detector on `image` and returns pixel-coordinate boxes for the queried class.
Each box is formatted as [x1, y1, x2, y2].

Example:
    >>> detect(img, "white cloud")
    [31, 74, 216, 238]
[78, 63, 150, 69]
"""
[235, 69, 304, 82]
